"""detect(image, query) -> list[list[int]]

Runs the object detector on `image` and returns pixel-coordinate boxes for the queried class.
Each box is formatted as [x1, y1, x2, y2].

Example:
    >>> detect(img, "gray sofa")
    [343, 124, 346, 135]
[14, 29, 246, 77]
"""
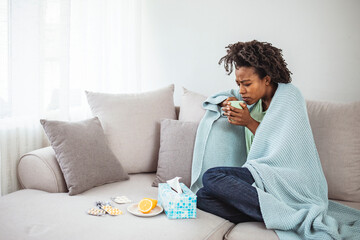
[0, 86, 359, 240]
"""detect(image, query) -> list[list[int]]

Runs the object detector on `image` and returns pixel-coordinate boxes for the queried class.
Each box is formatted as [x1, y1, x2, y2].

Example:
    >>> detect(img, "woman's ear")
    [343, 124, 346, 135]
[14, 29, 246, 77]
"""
[264, 75, 271, 85]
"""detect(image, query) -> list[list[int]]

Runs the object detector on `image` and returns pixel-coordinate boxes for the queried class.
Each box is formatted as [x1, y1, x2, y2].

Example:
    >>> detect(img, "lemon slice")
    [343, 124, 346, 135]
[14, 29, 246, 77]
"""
[144, 198, 158, 210]
[138, 198, 153, 214]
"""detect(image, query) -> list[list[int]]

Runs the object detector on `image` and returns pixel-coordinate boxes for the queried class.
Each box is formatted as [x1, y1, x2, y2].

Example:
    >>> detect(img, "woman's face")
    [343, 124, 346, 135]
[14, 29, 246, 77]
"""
[235, 66, 270, 105]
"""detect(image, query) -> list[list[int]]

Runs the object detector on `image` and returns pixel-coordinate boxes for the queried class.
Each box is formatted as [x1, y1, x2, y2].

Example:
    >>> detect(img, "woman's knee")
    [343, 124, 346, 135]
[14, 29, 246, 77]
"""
[196, 188, 212, 210]
[202, 167, 223, 187]
[196, 188, 207, 199]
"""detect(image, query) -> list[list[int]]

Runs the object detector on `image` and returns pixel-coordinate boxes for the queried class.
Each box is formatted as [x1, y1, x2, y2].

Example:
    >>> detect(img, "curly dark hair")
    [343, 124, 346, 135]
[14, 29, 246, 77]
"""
[218, 40, 292, 83]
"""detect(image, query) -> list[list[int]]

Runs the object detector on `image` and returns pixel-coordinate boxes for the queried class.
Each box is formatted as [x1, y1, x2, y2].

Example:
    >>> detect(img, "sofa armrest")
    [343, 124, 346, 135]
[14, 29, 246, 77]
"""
[17, 146, 68, 193]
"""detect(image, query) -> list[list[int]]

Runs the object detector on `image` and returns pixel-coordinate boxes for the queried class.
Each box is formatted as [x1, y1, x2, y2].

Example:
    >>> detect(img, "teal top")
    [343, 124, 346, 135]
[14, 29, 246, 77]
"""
[246, 99, 266, 154]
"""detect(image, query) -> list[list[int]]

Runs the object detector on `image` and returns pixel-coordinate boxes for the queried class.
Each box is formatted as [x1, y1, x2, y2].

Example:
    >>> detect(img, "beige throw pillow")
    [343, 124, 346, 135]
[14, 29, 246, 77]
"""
[307, 100, 360, 202]
[86, 85, 177, 173]
[178, 87, 207, 123]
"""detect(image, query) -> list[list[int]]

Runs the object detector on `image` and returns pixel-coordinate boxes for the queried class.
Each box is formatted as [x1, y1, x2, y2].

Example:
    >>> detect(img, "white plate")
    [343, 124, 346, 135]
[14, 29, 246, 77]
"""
[127, 203, 163, 217]
[110, 196, 132, 204]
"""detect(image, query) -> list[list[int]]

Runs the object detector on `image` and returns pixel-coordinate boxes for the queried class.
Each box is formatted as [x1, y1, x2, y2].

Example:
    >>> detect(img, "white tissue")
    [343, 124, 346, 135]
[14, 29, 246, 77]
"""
[167, 177, 183, 194]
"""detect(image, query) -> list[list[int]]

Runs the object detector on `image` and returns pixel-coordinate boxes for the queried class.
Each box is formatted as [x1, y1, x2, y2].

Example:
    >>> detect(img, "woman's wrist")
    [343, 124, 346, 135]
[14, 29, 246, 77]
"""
[247, 118, 260, 135]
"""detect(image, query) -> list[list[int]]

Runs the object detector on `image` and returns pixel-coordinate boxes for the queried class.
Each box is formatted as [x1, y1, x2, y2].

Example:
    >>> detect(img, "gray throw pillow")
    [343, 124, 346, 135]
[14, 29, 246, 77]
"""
[152, 119, 199, 187]
[40, 117, 129, 196]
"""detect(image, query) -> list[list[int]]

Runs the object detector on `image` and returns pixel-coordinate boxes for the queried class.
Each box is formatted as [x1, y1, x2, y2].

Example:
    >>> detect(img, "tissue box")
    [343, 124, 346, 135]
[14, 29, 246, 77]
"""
[158, 183, 197, 219]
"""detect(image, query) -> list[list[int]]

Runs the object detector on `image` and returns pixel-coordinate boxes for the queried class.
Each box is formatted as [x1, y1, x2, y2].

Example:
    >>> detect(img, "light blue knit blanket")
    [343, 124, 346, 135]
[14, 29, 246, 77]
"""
[191, 83, 360, 239]
[190, 89, 252, 193]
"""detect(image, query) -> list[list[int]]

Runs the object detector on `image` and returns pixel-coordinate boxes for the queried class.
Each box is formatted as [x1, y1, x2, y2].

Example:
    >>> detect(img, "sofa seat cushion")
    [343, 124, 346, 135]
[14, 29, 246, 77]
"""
[0, 173, 233, 240]
[224, 200, 360, 240]
[224, 222, 279, 240]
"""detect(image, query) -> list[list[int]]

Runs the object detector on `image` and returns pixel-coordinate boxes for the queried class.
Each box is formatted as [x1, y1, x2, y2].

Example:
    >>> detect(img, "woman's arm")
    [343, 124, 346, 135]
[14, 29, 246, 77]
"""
[243, 118, 260, 135]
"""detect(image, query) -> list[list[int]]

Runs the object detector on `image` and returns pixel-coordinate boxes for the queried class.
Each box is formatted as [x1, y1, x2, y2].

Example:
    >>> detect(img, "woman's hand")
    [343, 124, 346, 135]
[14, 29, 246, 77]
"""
[220, 97, 238, 108]
[222, 102, 260, 134]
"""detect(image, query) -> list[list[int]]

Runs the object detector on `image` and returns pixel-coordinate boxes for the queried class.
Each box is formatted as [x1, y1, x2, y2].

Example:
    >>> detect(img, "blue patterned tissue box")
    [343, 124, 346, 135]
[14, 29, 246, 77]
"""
[158, 183, 197, 219]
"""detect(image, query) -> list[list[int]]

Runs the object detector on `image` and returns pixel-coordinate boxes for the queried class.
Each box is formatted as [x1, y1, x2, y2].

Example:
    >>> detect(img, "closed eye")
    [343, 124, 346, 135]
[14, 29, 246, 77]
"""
[237, 79, 251, 87]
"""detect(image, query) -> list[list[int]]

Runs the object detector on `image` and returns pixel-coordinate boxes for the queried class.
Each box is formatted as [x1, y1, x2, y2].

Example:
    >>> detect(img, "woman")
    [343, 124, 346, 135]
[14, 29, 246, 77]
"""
[191, 40, 360, 239]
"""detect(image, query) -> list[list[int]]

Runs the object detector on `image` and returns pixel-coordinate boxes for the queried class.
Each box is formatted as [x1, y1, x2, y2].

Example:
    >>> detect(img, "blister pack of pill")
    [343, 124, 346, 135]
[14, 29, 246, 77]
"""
[101, 205, 122, 216]
[87, 208, 106, 216]
[87, 201, 122, 217]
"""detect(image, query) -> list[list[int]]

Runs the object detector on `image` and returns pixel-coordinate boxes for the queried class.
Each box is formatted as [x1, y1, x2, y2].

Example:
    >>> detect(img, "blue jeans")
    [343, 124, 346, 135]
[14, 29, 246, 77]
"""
[196, 167, 264, 224]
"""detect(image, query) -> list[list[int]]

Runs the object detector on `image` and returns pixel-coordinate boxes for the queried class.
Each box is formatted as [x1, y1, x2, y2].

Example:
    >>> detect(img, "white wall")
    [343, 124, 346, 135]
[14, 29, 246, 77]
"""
[141, 0, 360, 105]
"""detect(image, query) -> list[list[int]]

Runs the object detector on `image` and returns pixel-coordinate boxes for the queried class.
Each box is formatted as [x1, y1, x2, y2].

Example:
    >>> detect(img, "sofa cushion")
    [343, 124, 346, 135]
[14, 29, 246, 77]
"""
[224, 222, 279, 240]
[86, 85, 177, 173]
[0, 173, 234, 240]
[306, 101, 360, 202]
[40, 117, 129, 195]
[224, 199, 360, 240]
[179, 87, 207, 122]
[152, 119, 199, 187]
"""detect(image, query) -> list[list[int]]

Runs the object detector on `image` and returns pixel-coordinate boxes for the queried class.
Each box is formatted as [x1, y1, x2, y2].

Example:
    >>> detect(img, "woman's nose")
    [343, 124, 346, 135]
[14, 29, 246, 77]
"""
[239, 86, 246, 94]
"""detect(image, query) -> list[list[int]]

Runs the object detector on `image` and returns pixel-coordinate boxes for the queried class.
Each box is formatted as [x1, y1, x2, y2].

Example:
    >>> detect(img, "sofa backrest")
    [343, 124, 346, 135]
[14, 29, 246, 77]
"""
[306, 100, 360, 202]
